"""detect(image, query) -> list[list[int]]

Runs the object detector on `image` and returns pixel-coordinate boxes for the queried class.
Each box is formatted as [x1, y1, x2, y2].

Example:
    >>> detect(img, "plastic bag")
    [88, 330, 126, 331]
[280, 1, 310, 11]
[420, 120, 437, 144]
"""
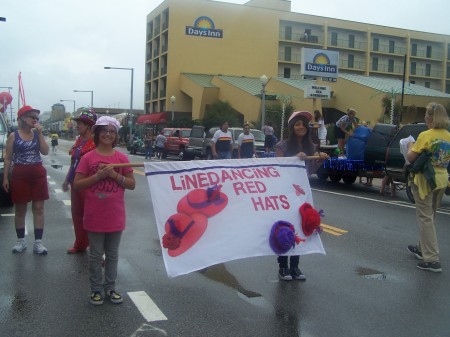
[399, 135, 415, 164]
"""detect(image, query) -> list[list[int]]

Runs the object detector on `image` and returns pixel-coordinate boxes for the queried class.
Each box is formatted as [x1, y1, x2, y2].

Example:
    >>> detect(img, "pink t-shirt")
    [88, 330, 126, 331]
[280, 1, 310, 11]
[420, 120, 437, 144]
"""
[76, 149, 133, 232]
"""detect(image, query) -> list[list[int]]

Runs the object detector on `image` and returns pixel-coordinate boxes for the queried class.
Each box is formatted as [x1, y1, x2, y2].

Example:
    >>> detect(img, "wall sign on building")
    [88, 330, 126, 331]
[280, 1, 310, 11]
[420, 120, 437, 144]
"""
[185, 16, 223, 38]
[304, 85, 331, 99]
[301, 48, 339, 80]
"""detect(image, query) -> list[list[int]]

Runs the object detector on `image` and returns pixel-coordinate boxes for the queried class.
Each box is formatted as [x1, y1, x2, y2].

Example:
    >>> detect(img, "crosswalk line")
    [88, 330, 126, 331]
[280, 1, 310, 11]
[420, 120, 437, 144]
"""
[128, 291, 167, 322]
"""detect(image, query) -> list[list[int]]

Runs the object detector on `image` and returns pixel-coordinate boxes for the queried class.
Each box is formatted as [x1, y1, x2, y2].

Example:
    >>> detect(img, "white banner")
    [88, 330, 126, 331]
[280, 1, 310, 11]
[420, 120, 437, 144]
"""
[145, 157, 325, 277]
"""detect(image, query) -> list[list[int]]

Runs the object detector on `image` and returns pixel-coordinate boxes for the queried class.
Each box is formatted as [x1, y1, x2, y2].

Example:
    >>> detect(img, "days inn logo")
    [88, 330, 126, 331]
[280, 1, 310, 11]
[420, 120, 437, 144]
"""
[185, 16, 223, 38]
[305, 52, 337, 74]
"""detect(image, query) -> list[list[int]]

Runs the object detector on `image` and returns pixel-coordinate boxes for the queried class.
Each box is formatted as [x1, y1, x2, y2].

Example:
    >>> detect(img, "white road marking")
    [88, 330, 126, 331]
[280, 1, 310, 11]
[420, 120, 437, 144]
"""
[54, 189, 64, 193]
[62, 200, 71, 206]
[48, 181, 56, 185]
[127, 291, 167, 322]
[0, 213, 15, 216]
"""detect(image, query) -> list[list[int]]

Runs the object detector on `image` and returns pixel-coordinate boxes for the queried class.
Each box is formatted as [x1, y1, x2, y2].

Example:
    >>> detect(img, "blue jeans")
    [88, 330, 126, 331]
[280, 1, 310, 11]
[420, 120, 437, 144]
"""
[217, 151, 231, 159]
[88, 231, 122, 293]
[145, 146, 152, 159]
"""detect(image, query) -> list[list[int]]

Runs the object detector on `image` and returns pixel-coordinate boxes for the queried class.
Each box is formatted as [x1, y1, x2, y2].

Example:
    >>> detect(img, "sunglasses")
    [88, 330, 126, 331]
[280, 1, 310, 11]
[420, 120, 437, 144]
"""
[27, 116, 39, 121]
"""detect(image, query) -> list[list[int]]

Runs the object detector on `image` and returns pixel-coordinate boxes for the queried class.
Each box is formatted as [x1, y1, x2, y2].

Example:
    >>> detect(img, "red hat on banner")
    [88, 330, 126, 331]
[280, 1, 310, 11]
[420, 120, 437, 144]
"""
[299, 203, 323, 236]
[162, 213, 208, 257]
[177, 185, 228, 218]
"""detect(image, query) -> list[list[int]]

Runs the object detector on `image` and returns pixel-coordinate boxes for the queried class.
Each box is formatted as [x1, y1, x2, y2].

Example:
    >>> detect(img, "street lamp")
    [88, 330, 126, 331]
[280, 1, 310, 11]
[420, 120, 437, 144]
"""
[260, 75, 268, 128]
[104, 66, 134, 142]
[73, 90, 93, 108]
[170, 95, 176, 121]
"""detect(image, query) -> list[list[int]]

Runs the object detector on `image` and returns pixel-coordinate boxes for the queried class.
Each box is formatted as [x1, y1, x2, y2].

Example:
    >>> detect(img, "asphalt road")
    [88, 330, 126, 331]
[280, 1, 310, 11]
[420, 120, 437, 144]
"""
[0, 138, 449, 337]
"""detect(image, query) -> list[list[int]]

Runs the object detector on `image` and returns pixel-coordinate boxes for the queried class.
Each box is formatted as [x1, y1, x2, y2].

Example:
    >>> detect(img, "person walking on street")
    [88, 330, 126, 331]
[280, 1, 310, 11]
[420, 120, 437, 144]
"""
[406, 102, 450, 273]
[262, 121, 275, 153]
[74, 116, 135, 305]
[2, 105, 50, 255]
[275, 110, 328, 281]
[62, 108, 97, 254]
[237, 123, 256, 158]
[144, 133, 153, 159]
[155, 131, 167, 159]
[211, 121, 233, 159]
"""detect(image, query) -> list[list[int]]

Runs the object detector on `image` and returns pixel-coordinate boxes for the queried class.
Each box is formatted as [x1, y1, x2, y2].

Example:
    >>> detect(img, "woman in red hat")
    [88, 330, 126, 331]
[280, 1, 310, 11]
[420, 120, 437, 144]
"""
[274, 110, 328, 281]
[2, 105, 50, 255]
[62, 108, 97, 254]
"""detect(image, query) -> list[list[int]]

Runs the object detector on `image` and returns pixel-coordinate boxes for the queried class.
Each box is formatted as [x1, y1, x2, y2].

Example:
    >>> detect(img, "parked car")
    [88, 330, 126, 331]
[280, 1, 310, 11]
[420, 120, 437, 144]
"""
[0, 112, 12, 206]
[184, 125, 265, 160]
[161, 127, 191, 159]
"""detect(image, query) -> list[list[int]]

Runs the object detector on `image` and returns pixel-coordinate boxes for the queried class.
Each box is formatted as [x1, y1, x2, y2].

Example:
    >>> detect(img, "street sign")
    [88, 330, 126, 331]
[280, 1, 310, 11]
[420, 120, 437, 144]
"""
[304, 85, 331, 99]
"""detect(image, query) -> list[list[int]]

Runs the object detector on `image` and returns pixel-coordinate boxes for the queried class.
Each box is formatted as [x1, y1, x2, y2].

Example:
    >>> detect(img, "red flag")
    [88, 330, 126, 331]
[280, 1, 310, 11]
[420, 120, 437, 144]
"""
[18, 72, 26, 106]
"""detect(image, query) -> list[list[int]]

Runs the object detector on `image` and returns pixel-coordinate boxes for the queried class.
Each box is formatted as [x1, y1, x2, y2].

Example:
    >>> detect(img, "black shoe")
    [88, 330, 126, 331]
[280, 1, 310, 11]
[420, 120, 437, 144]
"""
[416, 261, 442, 273]
[407, 245, 423, 260]
[278, 267, 293, 281]
[290, 267, 306, 280]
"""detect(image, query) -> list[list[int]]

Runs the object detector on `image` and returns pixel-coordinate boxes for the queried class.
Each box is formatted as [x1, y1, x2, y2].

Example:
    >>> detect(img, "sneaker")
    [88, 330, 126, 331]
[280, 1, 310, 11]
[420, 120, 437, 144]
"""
[407, 245, 423, 260]
[90, 291, 104, 306]
[417, 261, 442, 273]
[290, 267, 306, 280]
[278, 267, 293, 281]
[12, 239, 27, 253]
[33, 240, 48, 255]
[106, 290, 123, 304]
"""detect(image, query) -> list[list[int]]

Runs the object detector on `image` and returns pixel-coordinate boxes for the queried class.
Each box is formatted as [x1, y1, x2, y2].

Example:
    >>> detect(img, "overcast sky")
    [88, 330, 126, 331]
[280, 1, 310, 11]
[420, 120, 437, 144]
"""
[1, 0, 449, 114]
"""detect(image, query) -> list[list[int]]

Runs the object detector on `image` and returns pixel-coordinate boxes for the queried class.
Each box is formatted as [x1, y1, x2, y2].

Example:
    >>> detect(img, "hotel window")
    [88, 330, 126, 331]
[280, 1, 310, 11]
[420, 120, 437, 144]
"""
[410, 80, 415, 84]
[372, 57, 378, 71]
[411, 43, 417, 56]
[331, 32, 338, 46]
[348, 54, 354, 68]
[388, 59, 394, 72]
[284, 67, 291, 78]
[285, 26, 292, 40]
[426, 45, 432, 58]
[373, 38, 379, 51]
[426, 64, 431, 76]
[389, 40, 395, 53]
[285, 47, 291, 61]
[425, 81, 430, 88]
[411, 62, 416, 75]
[349, 35, 355, 48]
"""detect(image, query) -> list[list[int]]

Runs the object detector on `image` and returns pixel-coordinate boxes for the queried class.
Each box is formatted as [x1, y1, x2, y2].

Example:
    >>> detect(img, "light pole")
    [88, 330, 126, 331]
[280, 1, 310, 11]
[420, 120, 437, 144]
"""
[170, 95, 176, 121]
[73, 90, 93, 108]
[104, 66, 134, 143]
[260, 75, 268, 128]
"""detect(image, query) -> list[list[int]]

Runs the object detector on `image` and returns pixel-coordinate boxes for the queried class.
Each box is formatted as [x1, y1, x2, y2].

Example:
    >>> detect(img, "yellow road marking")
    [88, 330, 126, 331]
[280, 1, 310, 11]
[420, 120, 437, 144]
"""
[320, 223, 348, 236]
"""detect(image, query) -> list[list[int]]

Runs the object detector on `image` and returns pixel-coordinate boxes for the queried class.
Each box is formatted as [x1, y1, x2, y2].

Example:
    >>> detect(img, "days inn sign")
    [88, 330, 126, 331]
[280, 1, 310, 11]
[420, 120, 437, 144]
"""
[186, 16, 223, 39]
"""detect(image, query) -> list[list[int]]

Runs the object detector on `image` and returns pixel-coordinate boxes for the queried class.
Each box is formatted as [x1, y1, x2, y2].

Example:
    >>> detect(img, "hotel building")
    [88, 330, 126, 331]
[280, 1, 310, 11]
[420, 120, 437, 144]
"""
[144, 0, 450, 125]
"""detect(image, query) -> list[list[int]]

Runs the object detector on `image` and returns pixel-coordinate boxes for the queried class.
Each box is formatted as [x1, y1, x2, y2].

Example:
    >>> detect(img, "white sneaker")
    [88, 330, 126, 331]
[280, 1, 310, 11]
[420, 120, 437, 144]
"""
[12, 239, 27, 253]
[33, 240, 48, 255]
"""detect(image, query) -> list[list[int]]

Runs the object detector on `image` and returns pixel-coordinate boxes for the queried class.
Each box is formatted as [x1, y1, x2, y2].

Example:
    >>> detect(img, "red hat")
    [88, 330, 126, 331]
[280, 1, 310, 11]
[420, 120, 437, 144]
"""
[177, 185, 228, 218]
[299, 203, 322, 236]
[18, 105, 40, 119]
[73, 108, 97, 126]
[162, 213, 208, 257]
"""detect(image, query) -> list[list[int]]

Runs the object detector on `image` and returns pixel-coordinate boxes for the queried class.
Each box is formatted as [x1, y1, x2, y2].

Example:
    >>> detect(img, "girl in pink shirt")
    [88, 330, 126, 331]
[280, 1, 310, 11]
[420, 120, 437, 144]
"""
[74, 116, 135, 306]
